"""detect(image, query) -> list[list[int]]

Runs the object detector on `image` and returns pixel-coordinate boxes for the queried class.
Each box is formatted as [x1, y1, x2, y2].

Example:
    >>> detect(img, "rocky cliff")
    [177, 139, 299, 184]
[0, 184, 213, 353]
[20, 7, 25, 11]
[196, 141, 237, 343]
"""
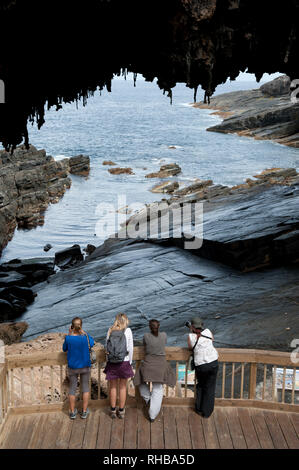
[0, 145, 90, 257]
[1, 1, 299, 150]
[16, 168, 299, 351]
[195, 75, 299, 147]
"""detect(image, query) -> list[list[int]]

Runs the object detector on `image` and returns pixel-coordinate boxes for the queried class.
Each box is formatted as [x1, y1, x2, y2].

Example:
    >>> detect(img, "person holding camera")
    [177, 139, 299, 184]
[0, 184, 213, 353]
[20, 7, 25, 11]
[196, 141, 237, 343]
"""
[187, 317, 218, 418]
[133, 319, 176, 422]
[63, 317, 95, 420]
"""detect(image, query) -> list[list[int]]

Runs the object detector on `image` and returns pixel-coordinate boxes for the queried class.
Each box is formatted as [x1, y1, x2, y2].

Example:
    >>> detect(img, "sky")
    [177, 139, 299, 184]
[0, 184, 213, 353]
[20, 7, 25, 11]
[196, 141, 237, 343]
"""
[237, 72, 282, 82]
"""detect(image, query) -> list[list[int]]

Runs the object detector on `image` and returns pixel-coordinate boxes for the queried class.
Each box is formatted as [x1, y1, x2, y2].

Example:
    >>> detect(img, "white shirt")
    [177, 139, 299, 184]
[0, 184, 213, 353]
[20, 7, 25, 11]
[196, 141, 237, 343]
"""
[189, 329, 218, 366]
[106, 327, 133, 364]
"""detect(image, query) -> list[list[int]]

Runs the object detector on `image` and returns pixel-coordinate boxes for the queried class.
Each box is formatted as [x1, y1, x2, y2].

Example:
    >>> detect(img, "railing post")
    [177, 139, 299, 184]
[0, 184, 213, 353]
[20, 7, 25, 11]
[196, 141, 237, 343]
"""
[249, 363, 257, 399]
[135, 361, 142, 404]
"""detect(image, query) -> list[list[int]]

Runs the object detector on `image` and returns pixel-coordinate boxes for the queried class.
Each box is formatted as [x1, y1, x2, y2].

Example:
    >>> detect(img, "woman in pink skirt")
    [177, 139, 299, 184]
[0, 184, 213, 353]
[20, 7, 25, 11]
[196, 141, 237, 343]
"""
[104, 313, 134, 419]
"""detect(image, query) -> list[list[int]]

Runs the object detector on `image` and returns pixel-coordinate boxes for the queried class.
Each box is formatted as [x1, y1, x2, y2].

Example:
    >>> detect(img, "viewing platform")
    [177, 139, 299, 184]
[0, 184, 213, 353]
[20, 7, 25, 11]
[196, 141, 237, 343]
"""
[0, 347, 298, 449]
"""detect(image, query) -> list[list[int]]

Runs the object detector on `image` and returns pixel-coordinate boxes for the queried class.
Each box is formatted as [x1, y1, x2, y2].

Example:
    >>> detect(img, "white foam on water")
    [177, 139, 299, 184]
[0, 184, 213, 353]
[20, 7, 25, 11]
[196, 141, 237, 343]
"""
[54, 154, 69, 161]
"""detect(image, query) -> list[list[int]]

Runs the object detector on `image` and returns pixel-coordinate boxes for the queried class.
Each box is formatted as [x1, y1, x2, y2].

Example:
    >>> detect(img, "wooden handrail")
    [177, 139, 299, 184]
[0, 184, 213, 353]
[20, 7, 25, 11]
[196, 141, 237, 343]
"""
[5, 347, 296, 369]
[3, 346, 299, 413]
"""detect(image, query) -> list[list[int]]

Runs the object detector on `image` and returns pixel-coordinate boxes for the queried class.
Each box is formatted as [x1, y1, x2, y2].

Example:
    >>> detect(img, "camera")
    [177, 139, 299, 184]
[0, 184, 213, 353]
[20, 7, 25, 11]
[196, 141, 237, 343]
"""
[185, 321, 192, 328]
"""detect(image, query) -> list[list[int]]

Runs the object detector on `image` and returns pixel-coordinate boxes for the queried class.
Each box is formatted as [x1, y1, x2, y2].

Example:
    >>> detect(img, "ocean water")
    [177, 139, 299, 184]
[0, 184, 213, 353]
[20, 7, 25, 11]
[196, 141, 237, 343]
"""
[2, 75, 299, 261]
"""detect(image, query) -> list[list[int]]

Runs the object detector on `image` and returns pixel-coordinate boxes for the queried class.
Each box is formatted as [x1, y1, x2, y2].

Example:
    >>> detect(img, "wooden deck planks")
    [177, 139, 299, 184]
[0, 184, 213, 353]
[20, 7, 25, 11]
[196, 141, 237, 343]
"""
[137, 407, 151, 449]
[175, 407, 192, 449]
[275, 412, 299, 449]
[41, 412, 63, 449]
[0, 407, 298, 449]
[289, 412, 299, 438]
[97, 410, 112, 449]
[237, 407, 260, 449]
[110, 415, 125, 449]
[163, 407, 178, 449]
[68, 414, 87, 449]
[82, 409, 101, 449]
[150, 413, 164, 449]
[55, 413, 74, 449]
[250, 409, 274, 449]
[123, 407, 138, 449]
[188, 409, 206, 449]
[223, 407, 247, 449]
[263, 410, 288, 449]
[213, 408, 234, 449]
[201, 413, 220, 449]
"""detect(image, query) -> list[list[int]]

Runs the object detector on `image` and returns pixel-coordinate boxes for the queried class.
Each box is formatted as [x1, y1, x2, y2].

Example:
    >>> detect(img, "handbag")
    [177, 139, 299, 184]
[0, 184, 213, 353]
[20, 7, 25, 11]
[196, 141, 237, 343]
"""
[85, 333, 97, 366]
[188, 335, 200, 371]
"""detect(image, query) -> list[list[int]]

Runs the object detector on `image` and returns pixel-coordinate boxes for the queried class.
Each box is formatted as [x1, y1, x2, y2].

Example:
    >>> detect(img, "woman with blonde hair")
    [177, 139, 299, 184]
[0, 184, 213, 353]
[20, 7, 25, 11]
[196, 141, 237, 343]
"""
[63, 317, 95, 420]
[104, 313, 134, 419]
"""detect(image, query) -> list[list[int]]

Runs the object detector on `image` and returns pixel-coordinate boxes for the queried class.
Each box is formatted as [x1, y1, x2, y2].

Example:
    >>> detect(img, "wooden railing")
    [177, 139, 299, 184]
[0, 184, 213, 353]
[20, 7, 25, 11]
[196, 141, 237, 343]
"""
[0, 363, 9, 432]
[2, 347, 299, 415]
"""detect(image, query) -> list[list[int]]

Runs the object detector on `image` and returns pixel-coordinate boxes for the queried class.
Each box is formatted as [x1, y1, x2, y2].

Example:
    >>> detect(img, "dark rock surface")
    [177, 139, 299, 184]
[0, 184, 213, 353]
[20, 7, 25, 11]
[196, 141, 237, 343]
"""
[121, 168, 299, 272]
[83, 244, 96, 256]
[0, 145, 90, 256]
[0, 321, 28, 344]
[54, 244, 84, 270]
[195, 76, 299, 147]
[19, 237, 299, 351]
[0, 258, 54, 320]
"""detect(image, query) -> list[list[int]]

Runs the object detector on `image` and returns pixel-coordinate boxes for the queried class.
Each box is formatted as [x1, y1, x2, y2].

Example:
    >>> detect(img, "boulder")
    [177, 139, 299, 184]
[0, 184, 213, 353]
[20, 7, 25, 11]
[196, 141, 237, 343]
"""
[102, 160, 116, 166]
[0, 299, 16, 321]
[0, 286, 35, 304]
[54, 244, 84, 269]
[108, 167, 134, 175]
[0, 271, 27, 287]
[0, 257, 55, 286]
[173, 180, 213, 196]
[0, 321, 28, 345]
[68, 155, 90, 176]
[145, 163, 181, 178]
[151, 181, 179, 193]
[83, 244, 96, 256]
[0, 257, 55, 275]
[43, 243, 52, 252]
[260, 75, 291, 97]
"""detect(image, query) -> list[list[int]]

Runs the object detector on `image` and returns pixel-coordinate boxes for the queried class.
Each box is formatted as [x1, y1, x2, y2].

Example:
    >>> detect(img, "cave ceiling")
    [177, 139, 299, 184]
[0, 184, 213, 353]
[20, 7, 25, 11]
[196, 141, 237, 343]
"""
[0, 0, 298, 150]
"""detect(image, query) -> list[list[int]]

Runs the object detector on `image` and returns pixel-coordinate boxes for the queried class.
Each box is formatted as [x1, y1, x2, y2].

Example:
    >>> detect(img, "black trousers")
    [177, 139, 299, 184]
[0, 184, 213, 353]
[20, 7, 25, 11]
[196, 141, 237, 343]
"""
[194, 360, 218, 418]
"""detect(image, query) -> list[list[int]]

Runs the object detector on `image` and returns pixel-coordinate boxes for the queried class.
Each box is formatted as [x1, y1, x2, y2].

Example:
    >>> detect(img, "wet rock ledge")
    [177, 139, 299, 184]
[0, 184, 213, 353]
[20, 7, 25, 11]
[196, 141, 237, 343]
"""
[194, 75, 299, 148]
[0, 145, 90, 256]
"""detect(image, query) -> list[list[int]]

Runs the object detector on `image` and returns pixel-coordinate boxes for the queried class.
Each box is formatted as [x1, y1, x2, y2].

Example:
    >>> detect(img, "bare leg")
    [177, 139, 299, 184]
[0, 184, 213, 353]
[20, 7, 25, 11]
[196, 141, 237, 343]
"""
[109, 379, 118, 408]
[82, 392, 89, 412]
[119, 378, 127, 409]
[69, 394, 76, 413]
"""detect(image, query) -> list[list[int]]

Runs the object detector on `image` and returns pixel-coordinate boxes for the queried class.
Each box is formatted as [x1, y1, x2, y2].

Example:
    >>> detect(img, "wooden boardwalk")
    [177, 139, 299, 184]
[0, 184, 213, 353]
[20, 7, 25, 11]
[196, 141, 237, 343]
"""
[0, 406, 298, 449]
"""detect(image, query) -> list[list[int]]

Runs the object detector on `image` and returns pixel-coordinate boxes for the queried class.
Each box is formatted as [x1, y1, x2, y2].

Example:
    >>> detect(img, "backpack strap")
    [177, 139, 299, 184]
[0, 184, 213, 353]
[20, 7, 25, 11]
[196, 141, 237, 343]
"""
[85, 333, 91, 353]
